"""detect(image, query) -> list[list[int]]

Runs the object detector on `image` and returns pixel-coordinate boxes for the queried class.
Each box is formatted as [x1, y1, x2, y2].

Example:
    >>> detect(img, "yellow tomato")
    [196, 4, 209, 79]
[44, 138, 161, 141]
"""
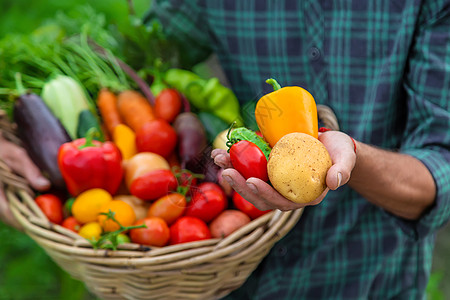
[97, 200, 136, 232]
[72, 189, 113, 224]
[78, 222, 102, 241]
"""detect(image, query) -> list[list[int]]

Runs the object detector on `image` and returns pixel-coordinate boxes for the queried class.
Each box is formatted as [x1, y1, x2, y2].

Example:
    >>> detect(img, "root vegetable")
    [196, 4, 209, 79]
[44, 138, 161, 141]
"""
[209, 210, 251, 238]
[268, 132, 332, 203]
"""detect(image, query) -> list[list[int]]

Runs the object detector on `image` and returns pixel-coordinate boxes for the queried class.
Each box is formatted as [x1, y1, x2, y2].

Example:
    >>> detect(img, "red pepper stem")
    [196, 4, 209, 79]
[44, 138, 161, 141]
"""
[79, 127, 99, 149]
[265, 78, 281, 91]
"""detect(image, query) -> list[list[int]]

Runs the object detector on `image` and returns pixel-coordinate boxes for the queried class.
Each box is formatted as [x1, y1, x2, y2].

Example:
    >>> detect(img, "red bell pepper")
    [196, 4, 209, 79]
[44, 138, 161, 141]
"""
[58, 128, 123, 196]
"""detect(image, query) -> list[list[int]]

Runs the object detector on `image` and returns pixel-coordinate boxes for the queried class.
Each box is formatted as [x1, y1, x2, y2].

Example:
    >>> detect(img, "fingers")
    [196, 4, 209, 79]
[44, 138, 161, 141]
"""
[0, 138, 50, 191]
[221, 169, 272, 210]
[20, 158, 51, 191]
[221, 169, 316, 211]
[319, 131, 357, 190]
[211, 148, 233, 169]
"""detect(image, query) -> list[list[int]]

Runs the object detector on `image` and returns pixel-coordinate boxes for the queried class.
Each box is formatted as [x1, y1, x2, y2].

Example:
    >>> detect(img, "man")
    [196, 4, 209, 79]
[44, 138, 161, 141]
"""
[146, 0, 450, 299]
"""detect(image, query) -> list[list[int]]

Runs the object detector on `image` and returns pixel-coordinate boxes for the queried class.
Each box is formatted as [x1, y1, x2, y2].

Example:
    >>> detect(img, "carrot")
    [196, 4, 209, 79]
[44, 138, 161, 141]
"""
[97, 88, 123, 135]
[117, 90, 155, 132]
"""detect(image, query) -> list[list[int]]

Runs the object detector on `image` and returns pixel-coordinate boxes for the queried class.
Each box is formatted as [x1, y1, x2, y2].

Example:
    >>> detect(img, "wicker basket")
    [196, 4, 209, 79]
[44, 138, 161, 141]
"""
[0, 106, 338, 300]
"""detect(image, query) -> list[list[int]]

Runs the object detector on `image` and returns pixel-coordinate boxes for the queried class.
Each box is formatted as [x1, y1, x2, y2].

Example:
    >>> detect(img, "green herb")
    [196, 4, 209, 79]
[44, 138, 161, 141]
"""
[90, 209, 146, 250]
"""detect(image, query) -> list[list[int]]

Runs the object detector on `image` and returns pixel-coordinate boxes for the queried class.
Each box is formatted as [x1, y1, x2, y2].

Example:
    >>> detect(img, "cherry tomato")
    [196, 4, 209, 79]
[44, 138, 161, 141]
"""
[229, 140, 268, 181]
[64, 198, 75, 217]
[194, 182, 227, 200]
[130, 169, 178, 201]
[97, 200, 136, 232]
[170, 216, 211, 245]
[129, 217, 170, 247]
[232, 192, 271, 220]
[173, 168, 199, 197]
[147, 193, 186, 225]
[176, 170, 198, 187]
[61, 216, 81, 233]
[154, 89, 182, 123]
[117, 233, 131, 244]
[35, 194, 64, 224]
[135, 119, 177, 159]
[185, 187, 227, 223]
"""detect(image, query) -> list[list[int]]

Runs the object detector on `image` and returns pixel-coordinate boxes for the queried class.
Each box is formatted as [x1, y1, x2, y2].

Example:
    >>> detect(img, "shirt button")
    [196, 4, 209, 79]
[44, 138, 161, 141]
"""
[275, 246, 287, 257]
[309, 47, 321, 61]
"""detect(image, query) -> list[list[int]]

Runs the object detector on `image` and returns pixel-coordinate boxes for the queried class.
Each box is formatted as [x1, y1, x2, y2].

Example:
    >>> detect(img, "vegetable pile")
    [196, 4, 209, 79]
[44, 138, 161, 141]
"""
[2, 7, 333, 250]
[2, 21, 271, 249]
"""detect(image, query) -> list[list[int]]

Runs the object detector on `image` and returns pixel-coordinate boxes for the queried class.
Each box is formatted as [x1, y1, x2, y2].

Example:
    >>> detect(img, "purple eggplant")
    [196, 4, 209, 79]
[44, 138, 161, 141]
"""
[14, 92, 71, 190]
[173, 112, 220, 182]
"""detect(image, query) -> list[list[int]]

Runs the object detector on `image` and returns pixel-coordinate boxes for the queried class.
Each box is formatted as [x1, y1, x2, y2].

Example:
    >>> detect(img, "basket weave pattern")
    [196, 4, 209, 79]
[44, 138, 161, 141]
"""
[0, 106, 338, 300]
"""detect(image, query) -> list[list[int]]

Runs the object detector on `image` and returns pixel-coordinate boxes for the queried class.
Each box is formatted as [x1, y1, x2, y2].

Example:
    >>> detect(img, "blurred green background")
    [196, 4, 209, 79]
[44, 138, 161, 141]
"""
[0, 0, 449, 299]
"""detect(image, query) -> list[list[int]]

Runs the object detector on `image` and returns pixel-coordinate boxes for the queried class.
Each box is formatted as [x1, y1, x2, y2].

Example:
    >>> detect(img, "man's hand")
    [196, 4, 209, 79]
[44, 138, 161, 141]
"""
[0, 133, 51, 229]
[211, 131, 356, 211]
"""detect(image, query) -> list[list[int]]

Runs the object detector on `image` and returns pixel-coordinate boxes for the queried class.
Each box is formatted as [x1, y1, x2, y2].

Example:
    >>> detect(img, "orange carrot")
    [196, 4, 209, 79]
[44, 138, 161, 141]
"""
[117, 90, 155, 132]
[97, 88, 123, 135]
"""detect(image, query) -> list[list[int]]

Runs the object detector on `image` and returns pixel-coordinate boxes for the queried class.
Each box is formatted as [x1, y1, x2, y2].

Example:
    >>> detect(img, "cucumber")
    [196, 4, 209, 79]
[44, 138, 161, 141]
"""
[77, 109, 104, 141]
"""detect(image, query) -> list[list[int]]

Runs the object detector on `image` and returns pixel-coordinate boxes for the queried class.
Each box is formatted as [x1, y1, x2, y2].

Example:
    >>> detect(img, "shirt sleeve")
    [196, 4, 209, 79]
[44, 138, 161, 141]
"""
[399, 0, 450, 239]
[143, 0, 213, 68]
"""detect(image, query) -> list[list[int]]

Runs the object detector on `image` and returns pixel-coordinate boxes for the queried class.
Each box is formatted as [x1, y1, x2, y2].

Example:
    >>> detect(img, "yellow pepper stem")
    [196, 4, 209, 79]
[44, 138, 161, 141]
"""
[265, 78, 281, 91]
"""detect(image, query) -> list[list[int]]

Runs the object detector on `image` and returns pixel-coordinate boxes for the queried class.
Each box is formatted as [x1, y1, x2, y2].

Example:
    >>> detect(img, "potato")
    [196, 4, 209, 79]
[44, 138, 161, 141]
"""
[209, 210, 251, 238]
[268, 132, 332, 203]
[113, 195, 150, 220]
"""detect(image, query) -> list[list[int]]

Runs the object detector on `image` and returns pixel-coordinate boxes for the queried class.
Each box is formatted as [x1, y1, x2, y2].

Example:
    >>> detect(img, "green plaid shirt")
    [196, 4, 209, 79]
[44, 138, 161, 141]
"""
[147, 0, 450, 299]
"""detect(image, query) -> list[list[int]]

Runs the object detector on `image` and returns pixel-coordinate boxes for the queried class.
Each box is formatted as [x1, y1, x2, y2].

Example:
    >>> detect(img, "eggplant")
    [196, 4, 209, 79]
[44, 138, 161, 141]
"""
[173, 112, 208, 170]
[173, 112, 220, 182]
[14, 92, 71, 190]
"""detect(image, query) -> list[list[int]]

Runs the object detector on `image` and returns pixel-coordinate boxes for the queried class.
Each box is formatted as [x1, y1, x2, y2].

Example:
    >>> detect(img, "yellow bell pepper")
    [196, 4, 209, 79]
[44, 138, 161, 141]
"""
[255, 78, 318, 147]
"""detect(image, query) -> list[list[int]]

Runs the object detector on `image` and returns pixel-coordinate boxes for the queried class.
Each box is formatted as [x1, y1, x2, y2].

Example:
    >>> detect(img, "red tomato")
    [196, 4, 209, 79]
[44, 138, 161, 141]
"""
[176, 170, 198, 187]
[135, 119, 177, 158]
[35, 194, 64, 224]
[154, 89, 182, 123]
[170, 216, 211, 245]
[61, 216, 81, 232]
[232, 192, 271, 220]
[130, 169, 178, 201]
[193, 182, 227, 202]
[229, 140, 268, 181]
[147, 193, 186, 225]
[195, 182, 225, 195]
[173, 169, 199, 197]
[129, 217, 170, 247]
[184, 187, 227, 223]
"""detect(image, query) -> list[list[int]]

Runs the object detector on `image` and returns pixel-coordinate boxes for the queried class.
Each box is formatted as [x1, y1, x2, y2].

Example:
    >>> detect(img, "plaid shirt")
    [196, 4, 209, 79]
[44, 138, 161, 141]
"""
[147, 0, 450, 299]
